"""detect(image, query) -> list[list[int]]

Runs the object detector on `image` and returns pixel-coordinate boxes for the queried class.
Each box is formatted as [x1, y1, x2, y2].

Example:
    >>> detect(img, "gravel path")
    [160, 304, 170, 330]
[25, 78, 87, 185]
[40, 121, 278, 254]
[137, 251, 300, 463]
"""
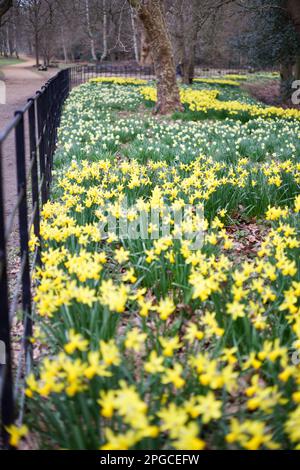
[0, 58, 57, 238]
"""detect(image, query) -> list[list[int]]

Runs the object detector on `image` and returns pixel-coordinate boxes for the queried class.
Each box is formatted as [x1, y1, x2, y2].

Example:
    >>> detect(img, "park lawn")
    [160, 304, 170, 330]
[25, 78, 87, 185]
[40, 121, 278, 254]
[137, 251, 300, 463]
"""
[15, 79, 300, 450]
[0, 57, 24, 80]
[0, 57, 24, 67]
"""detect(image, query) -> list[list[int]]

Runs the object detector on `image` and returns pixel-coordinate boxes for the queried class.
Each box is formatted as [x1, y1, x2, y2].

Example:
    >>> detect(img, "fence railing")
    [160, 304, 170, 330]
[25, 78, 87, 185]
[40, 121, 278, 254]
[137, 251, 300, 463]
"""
[70, 63, 156, 87]
[0, 68, 70, 448]
[68, 63, 277, 88]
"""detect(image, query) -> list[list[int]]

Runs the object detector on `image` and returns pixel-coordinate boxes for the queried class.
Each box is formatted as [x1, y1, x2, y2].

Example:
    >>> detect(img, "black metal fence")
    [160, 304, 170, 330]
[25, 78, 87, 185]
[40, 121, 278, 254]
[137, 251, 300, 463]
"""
[70, 63, 156, 86]
[0, 68, 70, 448]
[69, 62, 276, 88]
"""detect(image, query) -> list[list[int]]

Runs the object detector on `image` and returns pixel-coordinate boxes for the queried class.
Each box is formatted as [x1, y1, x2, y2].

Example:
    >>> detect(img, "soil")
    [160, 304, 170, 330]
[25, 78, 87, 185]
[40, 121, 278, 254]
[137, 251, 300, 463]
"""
[242, 80, 300, 109]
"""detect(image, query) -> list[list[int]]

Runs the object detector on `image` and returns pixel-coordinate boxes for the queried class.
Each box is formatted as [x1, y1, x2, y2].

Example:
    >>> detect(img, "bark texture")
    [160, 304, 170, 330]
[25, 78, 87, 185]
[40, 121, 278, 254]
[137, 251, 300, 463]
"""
[286, 0, 300, 38]
[282, 1, 300, 99]
[130, 6, 140, 62]
[129, 0, 183, 114]
[101, 0, 108, 61]
[0, 0, 11, 20]
[295, 55, 300, 80]
[85, 0, 97, 61]
[280, 61, 294, 101]
[140, 29, 152, 65]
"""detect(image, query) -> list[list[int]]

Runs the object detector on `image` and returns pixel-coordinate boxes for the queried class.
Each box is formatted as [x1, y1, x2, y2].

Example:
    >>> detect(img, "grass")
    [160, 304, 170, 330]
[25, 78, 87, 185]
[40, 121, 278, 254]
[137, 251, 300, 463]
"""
[0, 57, 24, 80]
[0, 57, 24, 67]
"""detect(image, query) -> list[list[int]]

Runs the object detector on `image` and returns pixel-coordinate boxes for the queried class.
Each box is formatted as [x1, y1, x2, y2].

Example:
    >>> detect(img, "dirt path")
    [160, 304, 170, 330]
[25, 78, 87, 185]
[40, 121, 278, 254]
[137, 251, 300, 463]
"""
[0, 57, 58, 230]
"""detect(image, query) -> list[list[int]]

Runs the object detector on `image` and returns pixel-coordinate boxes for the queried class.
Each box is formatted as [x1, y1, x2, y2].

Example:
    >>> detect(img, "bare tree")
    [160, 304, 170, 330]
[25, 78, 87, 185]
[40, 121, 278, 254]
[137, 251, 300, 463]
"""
[85, 0, 97, 61]
[128, 0, 183, 114]
[130, 3, 139, 62]
[100, 0, 108, 60]
[167, 0, 200, 84]
[3, 0, 284, 75]
[140, 28, 152, 65]
[27, 0, 42, 66]
[166, 0, 239, 84]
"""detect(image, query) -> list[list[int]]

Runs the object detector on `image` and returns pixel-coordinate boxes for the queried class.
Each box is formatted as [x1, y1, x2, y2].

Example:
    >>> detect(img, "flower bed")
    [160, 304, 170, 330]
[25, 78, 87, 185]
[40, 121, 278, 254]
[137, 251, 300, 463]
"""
[141, 86, 300, 121]
[8, 81, 300, 451]
[194, 78, 241, 86]
[90, 77, 148, 86]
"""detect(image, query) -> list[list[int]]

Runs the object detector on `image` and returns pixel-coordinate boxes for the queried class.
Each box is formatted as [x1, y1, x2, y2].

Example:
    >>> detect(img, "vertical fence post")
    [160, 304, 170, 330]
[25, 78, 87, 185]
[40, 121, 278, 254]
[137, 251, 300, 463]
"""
[14, 111, 32, 363]
[0, 142, 14, 449]
[28, 100, 41, 266]
[37, 91, 47, 204]
[42, 86, 50, 200]
[67, 68, 71, 95]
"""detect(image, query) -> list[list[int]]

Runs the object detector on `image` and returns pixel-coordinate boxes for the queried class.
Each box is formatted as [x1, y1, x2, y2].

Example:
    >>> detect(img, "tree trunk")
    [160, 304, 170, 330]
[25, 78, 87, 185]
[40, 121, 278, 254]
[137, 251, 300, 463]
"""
[129, 0, 183, 115]
[90, 39, 97, 61]
[182, 2, 199, 85]
[286, 0, 300, 86]
[13, 7, 18, 58]
[35, 31, 40, 67]
[61, 26, 68, 63]
[280, 62, 294, 102]
[140, 29, 152, 65]
[5, 24, 10, 56]
[286, 0, 300, 39]
[130, 6, 139, 62]
[295, 55, 300, 80]
[182, 50, 195, 85]
[85, 0, 97, 61]
[3, 30, 8, 56]
[168, 0, 200, 85]
[13, 22, 19, 58]
[101, 0, 108, 61]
